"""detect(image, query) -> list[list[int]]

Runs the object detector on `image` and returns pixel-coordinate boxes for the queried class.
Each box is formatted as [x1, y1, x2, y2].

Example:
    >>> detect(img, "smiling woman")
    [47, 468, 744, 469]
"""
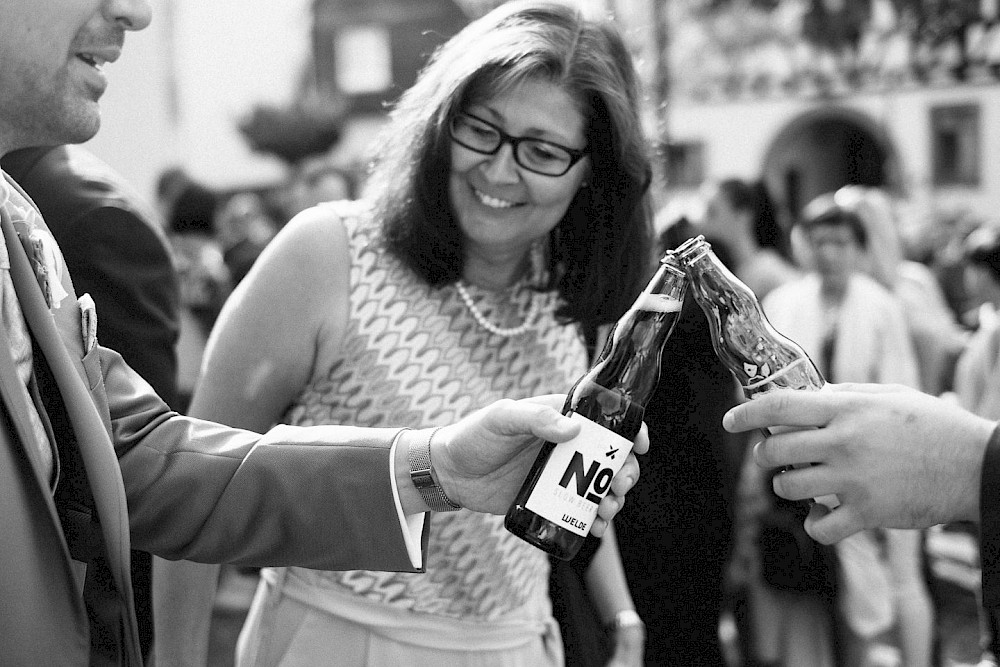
[154, 2, 654, 666]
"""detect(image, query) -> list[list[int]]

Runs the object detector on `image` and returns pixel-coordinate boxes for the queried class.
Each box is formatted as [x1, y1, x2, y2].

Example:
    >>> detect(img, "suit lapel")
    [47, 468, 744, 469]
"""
[0, 309, 58, 491]
[0, 205, 140, 661]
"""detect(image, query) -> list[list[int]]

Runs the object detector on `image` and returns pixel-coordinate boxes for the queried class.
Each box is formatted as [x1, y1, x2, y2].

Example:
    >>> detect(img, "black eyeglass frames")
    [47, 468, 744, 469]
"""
[448, 112, 588, 177]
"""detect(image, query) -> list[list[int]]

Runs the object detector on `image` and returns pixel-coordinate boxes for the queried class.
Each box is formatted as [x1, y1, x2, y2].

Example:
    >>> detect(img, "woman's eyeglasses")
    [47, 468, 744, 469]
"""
[449, 112, 588, 177]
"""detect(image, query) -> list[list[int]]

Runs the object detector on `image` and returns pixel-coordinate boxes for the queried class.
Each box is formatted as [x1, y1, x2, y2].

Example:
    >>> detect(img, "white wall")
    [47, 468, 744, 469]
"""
[667, 83, 1000, 223]
[85, 0, 315, 207]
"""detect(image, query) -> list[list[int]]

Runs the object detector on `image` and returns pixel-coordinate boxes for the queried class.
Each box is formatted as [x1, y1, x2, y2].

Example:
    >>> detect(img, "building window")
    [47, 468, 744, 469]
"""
[334, 25, 392, 95]
[931, 104, 980, 187]
[663, 141, 705, 188]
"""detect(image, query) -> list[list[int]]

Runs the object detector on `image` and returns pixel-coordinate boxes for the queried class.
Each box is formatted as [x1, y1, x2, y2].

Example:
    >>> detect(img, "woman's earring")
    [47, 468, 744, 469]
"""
[530, 237, 548, 285]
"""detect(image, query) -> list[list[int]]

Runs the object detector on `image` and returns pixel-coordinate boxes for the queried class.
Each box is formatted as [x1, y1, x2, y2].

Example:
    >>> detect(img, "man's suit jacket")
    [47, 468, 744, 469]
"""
[1, 145, 180, 407]
[2, 144, 181, 660]
[0, 175, 419, 665]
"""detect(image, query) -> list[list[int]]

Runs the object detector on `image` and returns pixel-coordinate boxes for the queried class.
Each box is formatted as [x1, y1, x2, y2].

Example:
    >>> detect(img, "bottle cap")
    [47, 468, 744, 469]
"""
[674, 235, 710, 264]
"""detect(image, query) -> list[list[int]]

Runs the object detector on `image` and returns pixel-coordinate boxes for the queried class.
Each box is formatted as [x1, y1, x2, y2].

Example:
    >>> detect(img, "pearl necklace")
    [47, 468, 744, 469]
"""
[455, 280, 541, 337]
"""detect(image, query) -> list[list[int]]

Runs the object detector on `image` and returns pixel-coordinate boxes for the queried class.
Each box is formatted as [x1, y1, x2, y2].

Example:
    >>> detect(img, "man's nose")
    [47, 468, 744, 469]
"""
[104, 0, 153, 31]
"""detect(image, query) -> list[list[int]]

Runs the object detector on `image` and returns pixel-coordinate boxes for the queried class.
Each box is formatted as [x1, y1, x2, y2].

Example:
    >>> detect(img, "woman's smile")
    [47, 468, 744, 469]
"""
[472, 186, 519, 210]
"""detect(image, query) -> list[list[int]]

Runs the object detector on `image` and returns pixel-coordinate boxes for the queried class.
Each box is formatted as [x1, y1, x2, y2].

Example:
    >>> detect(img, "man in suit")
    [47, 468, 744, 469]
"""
[2, 143, 181, 661]
[0, 1, 646, 664]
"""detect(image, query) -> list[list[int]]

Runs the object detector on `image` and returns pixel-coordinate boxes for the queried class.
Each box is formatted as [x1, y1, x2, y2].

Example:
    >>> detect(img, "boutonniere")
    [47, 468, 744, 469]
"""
[1, 178, 68, 309]
[14, 222, 69, 310]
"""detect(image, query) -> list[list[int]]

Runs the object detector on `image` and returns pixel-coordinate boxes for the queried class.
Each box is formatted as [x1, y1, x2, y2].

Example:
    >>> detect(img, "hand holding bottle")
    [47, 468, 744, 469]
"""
[505, 253, 687, 559]
[722, 382, 994, 543]
[676, 235, 838, 509]
[420, 395, 647, 536]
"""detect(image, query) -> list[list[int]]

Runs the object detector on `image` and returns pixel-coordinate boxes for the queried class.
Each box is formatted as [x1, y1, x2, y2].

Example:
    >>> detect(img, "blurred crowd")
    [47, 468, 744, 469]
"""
[657, 176, 1000, 667]
[155, 146, 1000, 667]
[154, 157, 359, 410]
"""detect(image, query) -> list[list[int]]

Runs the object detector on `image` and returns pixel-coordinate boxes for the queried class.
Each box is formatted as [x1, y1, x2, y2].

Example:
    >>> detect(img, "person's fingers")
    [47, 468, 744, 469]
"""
[723, 389, 834, 433]
[753, 429, 830, 469]
[590, 515, 608, 538]
[631, 422, 649, 456]
[769, 463, 837, 502]
[497, 398, 579, 442]
[595, 490, 623, 526]
[829, 382, 914, 395]
[803, 502, 864, 544]
[610, 453, 640, 497]
[518, 394, 568, 411]
[723, 382, 916, 434]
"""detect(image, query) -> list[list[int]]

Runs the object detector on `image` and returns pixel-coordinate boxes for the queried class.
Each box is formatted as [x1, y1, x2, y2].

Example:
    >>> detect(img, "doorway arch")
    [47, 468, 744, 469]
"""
[762, 107, 901, 223]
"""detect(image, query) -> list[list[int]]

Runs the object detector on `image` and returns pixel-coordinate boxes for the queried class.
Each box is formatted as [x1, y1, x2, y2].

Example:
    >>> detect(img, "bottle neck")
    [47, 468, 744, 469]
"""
[585, 261, 686, 406]
[684, 250, 823, 393]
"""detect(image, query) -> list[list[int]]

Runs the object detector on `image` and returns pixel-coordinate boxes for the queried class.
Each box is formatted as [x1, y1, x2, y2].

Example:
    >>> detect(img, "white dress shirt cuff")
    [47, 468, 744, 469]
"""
[389, 429, 425, 569]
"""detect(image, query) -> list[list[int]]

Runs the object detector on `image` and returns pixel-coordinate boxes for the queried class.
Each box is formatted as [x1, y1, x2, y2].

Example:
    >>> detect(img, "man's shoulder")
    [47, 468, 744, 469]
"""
[2, 145, 159, 231]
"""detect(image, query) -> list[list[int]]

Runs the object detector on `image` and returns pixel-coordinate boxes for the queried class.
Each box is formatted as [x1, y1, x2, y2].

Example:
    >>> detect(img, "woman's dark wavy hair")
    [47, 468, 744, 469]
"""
[716, 178, 789, 258]
[364, 0, 654, 326]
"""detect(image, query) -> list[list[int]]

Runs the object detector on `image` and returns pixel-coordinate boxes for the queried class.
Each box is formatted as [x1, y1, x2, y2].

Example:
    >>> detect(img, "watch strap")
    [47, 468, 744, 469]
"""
[407, 427, 461, 512]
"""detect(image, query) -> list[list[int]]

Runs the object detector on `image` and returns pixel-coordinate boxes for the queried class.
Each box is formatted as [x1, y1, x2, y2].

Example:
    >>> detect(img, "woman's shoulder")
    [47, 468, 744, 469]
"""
[270, 200, 375, 261]
[243, 203, 361, 309]
[284, 199, 372, 237]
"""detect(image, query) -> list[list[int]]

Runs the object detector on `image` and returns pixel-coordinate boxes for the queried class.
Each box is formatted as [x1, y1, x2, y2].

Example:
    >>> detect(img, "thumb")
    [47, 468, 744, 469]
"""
[491, 398, 579, 443]
[803, 503, 863, 544]
[523, 404, 579, 443]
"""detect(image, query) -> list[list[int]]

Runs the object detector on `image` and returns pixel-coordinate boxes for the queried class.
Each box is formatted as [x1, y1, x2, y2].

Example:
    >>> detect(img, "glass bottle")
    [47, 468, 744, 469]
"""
[675, 235, 837, 507]
[505, 252, 688, 560]
[675, 235, 825, 402]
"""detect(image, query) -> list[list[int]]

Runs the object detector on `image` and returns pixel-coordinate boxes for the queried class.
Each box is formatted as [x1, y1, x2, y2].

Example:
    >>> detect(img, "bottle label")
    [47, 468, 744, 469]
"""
[742, 357, 813, 391]
[524, 413, 634, 537]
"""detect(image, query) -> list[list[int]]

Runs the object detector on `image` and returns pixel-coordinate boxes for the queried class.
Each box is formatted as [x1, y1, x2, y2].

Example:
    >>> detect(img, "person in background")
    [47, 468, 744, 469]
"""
[697, 177, 804, 664]
[215, 191, 279, 286]
[956, 226, 1000, 422]
[164, 178, 231, 411]
[953, 225, 1000, 664]
[829, 185, 967, 396]
[762, 195, 932, 667]
[0, 0, 644, 662]
[154, 3, 650, 666]
[1, 143, 181, 662]
[700, 177, 800, 300]
[834, 185, 965, 663]
[282, 154, 357, 220]
[613, 217, 738, 665]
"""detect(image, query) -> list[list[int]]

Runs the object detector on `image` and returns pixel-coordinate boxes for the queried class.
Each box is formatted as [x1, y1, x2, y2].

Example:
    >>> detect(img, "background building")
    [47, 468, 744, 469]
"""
[83, 0, 1000, 233]
[640, 0, 1000, 233]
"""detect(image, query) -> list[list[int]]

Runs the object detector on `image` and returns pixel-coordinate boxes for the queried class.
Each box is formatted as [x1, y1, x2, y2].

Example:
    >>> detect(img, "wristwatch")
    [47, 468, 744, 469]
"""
[407, 427, 461, 512]
[605, 609, 645, 634]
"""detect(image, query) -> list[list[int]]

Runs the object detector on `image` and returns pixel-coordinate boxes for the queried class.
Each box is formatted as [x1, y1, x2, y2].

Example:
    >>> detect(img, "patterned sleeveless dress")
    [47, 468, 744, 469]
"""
[237, 201, 589, 666]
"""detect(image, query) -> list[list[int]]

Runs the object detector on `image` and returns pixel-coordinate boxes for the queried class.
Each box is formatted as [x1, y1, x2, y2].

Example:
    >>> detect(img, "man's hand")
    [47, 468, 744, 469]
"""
[723, 382, 995, 544]
[432, 395, 647, 537]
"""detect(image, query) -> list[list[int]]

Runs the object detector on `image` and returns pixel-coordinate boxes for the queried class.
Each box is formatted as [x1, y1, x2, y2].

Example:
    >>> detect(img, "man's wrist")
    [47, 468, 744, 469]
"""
[407, 426, 461, 512]
[396, 428, 462, 514]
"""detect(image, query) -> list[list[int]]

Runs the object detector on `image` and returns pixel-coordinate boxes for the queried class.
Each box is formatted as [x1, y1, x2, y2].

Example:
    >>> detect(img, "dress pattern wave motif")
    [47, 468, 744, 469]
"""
[278, 200, 589, 621]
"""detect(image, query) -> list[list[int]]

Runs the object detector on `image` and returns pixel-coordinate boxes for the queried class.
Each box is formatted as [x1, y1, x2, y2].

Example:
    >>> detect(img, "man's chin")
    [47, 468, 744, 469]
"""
[56, 110, 102, 146]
